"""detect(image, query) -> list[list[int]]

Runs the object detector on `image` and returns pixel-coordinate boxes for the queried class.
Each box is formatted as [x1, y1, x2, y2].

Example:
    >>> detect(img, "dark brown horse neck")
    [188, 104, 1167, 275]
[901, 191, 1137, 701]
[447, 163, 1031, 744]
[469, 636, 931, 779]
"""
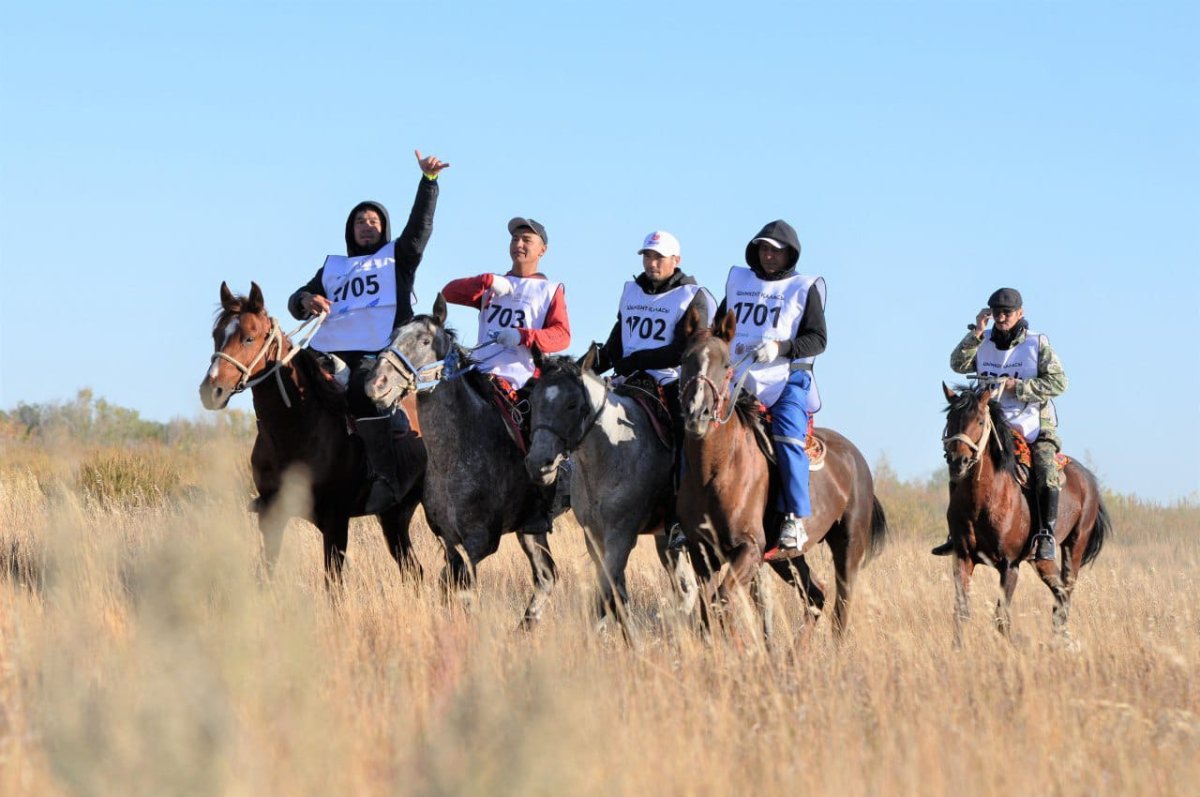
[682, 408, 770, 550]
[950, 430, 1031, 555]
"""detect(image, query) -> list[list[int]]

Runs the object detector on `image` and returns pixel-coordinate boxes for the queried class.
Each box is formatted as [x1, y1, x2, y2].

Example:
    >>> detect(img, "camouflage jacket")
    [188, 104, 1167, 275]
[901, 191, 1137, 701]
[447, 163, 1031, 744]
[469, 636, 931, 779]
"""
[949, 325, 1068, 431]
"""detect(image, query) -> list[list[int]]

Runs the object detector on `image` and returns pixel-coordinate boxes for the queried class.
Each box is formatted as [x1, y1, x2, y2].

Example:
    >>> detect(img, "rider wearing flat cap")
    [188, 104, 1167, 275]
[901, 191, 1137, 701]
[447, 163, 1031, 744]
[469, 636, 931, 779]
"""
[288, 150, 449, 514]
[716, 219, 827, 560]
[593, 230, 717, 549]
[933, 287, 1069, 561]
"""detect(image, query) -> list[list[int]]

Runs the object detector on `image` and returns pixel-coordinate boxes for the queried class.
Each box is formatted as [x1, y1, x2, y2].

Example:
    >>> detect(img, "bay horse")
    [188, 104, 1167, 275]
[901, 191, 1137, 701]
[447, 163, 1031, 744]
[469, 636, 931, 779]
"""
[199, 281, 425, 583]
[362, 294, 557, 627]
[524, 349, 695, 631]
[941, 383, 1109, 640]
[677, 302, 888, 638]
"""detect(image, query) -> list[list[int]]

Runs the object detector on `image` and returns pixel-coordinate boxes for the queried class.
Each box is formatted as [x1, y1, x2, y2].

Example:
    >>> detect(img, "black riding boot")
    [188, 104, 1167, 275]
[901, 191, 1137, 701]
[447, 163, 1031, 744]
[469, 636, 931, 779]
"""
[931, 481, 955, 556]
[1032, 485, 1059, 562]
[358, 416, 401, 515]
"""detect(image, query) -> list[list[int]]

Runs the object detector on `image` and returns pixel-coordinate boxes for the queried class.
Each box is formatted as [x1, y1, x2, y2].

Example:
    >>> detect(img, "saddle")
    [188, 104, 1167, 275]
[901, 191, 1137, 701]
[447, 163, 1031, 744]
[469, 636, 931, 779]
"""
[740, 399, 826, 470]
[1009, 428, 1070, 488]
[613, 374, 672, 450]
[482, 374, 530, 454]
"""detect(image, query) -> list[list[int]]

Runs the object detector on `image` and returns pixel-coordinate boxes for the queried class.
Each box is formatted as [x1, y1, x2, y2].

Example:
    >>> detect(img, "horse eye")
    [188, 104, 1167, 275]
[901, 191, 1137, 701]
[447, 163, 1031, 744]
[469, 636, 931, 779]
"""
[243, 336, 255, 344]
[421, 336, 432, 346]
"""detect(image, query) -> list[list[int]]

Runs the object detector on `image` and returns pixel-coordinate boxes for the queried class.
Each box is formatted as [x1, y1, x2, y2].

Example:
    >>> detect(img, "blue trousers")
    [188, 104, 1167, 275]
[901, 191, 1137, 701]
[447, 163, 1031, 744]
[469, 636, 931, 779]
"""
[769, 370, 813, 518]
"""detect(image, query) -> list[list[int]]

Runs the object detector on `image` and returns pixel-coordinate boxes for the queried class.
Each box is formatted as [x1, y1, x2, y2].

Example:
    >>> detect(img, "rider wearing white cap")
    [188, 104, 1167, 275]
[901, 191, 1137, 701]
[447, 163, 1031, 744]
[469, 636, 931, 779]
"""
[593, 230, 717, 549]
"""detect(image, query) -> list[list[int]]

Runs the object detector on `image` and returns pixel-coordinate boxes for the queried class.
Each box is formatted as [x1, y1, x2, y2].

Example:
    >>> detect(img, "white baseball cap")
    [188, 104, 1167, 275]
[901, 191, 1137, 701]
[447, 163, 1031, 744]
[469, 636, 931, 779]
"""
[637, 230, 681, 258]
[751, 236, 786, 249]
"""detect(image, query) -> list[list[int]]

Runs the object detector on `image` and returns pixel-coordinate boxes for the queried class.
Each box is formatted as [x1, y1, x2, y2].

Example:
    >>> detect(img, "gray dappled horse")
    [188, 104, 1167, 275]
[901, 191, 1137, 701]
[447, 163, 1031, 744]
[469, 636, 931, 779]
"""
[363, 295, 557, 627]
[524, 349, 696, 630]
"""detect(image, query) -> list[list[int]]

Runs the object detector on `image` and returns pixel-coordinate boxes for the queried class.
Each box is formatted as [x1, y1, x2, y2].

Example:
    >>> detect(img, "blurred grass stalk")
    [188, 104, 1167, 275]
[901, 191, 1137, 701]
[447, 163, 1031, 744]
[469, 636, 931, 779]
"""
[0, 438, 1196, 796]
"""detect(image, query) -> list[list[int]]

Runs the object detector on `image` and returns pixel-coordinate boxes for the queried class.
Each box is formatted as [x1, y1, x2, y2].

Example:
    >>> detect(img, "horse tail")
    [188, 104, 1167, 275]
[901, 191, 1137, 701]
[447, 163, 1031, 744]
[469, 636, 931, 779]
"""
[864, 496, 889, 563]
[1081, 497, 1111, 568]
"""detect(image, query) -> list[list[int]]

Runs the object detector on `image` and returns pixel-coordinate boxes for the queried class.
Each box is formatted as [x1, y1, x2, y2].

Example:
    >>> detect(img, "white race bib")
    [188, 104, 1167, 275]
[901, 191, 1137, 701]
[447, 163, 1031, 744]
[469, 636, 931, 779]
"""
[474, 276, 561, 389]
[310, 241, 397, 352]
[977, 330, 1048, 442]
[724, 266, 825, 409]
[619, 281, 715, 384]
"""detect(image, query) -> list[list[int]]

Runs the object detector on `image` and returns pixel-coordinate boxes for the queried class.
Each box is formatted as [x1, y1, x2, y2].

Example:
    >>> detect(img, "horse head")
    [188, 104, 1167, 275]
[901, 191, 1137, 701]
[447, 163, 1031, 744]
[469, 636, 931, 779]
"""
[364, 293, 452, 409]
[941, 382, 1007, 481]
[679, 297, 736, 439]
[525, 347, 603, 486]
[200, 281, 286, 410]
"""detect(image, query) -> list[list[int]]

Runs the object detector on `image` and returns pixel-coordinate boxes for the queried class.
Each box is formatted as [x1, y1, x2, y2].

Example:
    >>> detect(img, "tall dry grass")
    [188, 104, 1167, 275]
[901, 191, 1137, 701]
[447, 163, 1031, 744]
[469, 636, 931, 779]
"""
[0, 439, 1196, 796]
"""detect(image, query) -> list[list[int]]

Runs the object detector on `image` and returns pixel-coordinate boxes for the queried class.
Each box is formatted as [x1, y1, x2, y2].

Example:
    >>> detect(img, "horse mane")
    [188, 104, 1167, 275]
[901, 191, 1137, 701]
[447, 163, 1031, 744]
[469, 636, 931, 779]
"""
[944, 385, 1015, 475]
[539, 355, 583, 380]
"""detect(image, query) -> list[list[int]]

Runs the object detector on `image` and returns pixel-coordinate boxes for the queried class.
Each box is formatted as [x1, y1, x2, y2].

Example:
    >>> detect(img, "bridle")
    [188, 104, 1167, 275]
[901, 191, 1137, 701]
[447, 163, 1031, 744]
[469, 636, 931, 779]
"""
[681, 349, 756, 427]
[530, 373, 608, 453]
[942, 397, 997, 482]
[209, 313, 324, 408]
[376, 341, 447, 397]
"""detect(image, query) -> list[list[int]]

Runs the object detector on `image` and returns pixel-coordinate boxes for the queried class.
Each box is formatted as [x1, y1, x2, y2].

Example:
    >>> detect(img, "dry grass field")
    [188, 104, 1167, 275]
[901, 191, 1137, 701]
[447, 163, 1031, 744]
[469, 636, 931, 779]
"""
[1, 438, 1196, 796]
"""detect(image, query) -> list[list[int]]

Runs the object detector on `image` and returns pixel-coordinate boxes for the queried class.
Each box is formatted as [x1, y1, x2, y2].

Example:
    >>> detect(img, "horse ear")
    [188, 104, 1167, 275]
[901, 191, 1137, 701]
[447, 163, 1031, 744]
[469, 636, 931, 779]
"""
[531, 345, 546, 371]
[683, 301, 704, 339]
[220, 281, 236, 310]
[942, 382, 957, 402]
[580, 342, 599, 373]
[247, 282, 265, 313]
[979, 388, 994, 405]
[715, 306, 737, 342]
[432, 292, 447, 325]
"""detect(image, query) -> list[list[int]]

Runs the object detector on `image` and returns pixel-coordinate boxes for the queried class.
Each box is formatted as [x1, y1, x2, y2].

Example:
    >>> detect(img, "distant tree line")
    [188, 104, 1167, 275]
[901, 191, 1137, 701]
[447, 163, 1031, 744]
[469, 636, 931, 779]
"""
[0, 389, 255, 447]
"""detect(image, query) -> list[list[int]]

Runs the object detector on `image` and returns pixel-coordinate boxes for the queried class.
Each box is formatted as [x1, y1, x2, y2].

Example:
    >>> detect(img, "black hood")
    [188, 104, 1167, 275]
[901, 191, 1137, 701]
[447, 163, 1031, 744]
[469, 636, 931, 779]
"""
[744, 219, 801, 278]
[344, 201, 392, 256]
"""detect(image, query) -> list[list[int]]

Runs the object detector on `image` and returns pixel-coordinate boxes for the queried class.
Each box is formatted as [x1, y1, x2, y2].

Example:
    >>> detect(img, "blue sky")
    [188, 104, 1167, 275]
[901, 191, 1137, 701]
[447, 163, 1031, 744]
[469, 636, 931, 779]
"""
[2, 1, 1197, 501]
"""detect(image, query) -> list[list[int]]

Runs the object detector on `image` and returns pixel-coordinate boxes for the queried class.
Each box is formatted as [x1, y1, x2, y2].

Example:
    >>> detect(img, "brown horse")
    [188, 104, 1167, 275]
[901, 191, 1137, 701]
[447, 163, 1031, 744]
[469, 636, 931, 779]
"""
[677, 304, 888, 638]
[198, 281, 425, 584]
[941, 384, 1109, 640]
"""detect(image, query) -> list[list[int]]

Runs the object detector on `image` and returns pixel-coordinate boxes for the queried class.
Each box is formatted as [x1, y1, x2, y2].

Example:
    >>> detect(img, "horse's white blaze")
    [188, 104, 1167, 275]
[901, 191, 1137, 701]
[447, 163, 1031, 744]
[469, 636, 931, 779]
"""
[544, 385, 560, 403]
[584, 373, 634, 445]
[684, 349, 711, 417]
[208, 318, 241, 380]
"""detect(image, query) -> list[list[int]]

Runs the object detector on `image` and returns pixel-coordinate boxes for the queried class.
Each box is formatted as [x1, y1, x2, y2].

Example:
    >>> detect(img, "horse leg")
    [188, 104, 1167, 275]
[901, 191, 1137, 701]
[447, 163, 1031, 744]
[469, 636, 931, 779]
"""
[654, 532, 699, 615]
[439, 539, 475, 610]
[770, 557, 826, 648]
[256, 492, 285, 578]
[516, 533, 557, 629]
[994, 561, 1019, 639]
[318, 509, 350, 591]
[953, 553, 976, 648]
[718, 542, 766, 644]
[599, 531, 639, 641]
[376, 496, 424, 581]
[1033, 558, 1071, 635]
[826, 522, 862, 640]
[750, 562, 776, 647]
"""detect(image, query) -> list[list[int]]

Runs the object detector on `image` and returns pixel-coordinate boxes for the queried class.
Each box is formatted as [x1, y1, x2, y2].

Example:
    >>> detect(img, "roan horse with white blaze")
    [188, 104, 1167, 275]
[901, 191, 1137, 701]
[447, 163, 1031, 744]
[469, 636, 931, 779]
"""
[677, 302, 888, 638]
[199, 282, 425, 583]
[363, 295, 557, 627]
[524, 348, 693, 629]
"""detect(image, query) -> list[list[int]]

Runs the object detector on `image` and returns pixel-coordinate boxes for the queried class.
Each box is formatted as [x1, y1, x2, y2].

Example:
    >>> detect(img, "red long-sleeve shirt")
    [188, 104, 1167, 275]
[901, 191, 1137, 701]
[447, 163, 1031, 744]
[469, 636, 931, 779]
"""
[441, 272, 571, 354]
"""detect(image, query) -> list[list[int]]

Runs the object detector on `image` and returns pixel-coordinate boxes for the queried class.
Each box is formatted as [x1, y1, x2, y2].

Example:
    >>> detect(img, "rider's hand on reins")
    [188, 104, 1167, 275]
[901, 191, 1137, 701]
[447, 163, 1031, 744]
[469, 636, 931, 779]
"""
[301, 292, 331, 316]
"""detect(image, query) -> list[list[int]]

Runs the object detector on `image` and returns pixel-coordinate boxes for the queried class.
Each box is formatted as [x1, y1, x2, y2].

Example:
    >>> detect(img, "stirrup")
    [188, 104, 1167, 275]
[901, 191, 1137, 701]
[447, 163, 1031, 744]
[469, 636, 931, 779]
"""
[1031, 531, 1056, 562]
[666, 523, 687, 552]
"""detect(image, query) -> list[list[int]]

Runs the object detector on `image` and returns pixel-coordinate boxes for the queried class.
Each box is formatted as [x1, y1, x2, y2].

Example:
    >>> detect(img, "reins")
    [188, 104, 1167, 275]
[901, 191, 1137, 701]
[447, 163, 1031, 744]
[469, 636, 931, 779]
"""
[680, 352, 754, 426]
[210, 313, 326, 409]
